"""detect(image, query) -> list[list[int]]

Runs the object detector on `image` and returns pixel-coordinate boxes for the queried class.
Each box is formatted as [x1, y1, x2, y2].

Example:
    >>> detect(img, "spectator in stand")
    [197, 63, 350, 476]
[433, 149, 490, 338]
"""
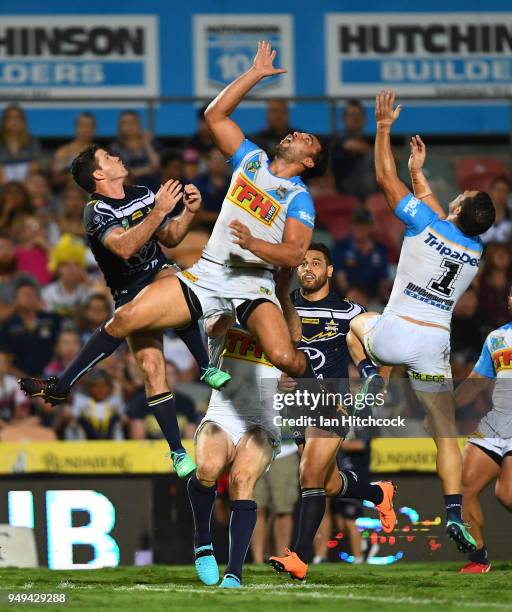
[451, 288, 485, 378]
[57, 368, 127, 440]
[109, 110, 160, 190]
[252, 99, 298, 158]
[25, 173, 61, 247]
[182, 147, 201, 183]
[0, 235, 26, 323]
[481, 176, 512, 244]
[478, 243, 512, 331]
[0, 278, 61, 377]
[193, 148, 231, 228]
[42, 235, 89, 317]
[0, 181, 34, 234]
[160, 151, 184, 184]
[77, 293, 112, 344]
[332, 209, 389, 301]
[58, 183, 87, 239]
[185, 105, 215, 161]
[0, 350, 30, 431]
[13, 214, 51, 286]
[330, 99, 377, 201]
[52, 112, 96, 187]
[0, 105, 41, 185]
[127, 360, 197, 440]
[44, 329, 82, 379]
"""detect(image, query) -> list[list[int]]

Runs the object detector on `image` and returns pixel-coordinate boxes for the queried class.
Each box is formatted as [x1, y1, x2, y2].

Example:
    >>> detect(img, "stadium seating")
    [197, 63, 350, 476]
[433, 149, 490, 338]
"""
[455, 157, 510, 191]
[365, 193, 404, 262]
[314, 193, 359, 241]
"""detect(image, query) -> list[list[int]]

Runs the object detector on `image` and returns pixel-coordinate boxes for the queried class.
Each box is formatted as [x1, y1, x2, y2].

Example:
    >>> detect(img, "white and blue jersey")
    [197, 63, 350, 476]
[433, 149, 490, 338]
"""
[384, 194, 483, 328]
[203, 139, 315, 268]
[473, 323, 512, 438]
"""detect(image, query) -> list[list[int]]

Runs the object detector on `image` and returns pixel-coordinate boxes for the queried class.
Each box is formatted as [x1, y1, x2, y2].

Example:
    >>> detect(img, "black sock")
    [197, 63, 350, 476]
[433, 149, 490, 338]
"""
[469, 545, 489, 565]
[357, 358, 378, 379]
[293, 488, 326, 561]
[187, 473, 217, 548]
[56, 325, 123, 394]
[444, 494, 463, 522]
[337, 470, 384, 505]
[148, 392, 184, 453]
[225, 500, 257, 582]
[174, 322, 209, 372]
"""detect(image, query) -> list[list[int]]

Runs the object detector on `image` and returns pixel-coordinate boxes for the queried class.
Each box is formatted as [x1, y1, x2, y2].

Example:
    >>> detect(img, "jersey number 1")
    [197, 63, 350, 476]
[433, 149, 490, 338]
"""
[428, 259, 461, 297]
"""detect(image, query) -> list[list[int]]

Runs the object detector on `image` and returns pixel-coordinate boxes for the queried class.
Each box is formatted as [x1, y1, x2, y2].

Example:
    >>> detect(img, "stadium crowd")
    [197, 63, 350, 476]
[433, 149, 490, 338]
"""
[0, 100, 510, 446]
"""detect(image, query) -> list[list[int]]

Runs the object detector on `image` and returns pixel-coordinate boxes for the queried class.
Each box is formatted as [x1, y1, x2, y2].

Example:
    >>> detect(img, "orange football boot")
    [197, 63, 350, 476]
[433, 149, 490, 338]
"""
[460, 562, 491, 573]
[375, 481, 397, 533]
[269, 548, 308, 581]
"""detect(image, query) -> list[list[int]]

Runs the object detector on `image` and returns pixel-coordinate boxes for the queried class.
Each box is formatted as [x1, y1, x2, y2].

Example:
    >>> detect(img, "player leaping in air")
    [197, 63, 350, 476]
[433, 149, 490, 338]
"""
[348, 90, 495, 554]
[18, 41, 327, 438]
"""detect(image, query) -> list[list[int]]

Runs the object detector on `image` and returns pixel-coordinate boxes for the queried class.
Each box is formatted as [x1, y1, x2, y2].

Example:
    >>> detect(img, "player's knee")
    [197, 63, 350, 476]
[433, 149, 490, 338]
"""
[229, 469, 256, 498]
[299, 459, 324, 488]
[495, 484, 512, 510]
[196, 463, 223, 485]
[266, 347, 294, 371]
[110, 303, 137, 335]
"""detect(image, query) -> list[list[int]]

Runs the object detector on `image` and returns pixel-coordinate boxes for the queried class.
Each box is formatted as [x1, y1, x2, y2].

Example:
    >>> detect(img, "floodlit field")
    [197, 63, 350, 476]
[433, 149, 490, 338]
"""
[1, 562, 512, 612]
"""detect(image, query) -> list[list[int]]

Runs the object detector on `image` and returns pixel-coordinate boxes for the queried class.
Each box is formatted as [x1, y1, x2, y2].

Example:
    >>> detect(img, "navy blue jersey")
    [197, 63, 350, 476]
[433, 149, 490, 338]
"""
[291, 288, 366, 380]
[83, 185, 172, 303]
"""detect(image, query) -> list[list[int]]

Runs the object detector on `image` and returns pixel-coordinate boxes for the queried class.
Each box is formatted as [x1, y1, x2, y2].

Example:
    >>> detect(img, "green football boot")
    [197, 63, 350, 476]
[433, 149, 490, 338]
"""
[200, 366, 231, 390]
[446, 520, 477, 553]
[167, 450, 196, 479]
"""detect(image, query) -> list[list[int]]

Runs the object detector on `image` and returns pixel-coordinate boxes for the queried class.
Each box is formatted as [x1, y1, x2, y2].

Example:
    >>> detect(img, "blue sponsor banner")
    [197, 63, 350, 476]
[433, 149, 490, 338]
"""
[0, 0, 511, 137]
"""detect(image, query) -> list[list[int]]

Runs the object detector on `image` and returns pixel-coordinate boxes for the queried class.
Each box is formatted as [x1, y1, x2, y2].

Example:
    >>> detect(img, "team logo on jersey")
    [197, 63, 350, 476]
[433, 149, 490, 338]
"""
[259, 286, 272, 295]
[276, 185, 288, 200]
[228, 172, 281, 226]
[222, 328, 273, 366]
[492, 348, 512, 371]
[325, 319, 338, 333]
[490, 335, 506, 351]
[122, 218, 129, 229]
[247, 160, 261, 172]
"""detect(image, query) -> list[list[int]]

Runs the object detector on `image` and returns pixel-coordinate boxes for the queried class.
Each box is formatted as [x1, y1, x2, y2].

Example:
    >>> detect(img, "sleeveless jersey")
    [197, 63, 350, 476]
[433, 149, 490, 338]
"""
[385, 194, 483, 327]
[203, 139, 315, 267]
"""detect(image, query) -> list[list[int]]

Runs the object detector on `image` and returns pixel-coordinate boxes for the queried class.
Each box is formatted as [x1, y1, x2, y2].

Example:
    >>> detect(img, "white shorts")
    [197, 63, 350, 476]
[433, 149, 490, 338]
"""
[195, 407, 281, 456]
[363, 313, 452, 391]
[176, 257, 280, 321]
[467, 435, 512, 463]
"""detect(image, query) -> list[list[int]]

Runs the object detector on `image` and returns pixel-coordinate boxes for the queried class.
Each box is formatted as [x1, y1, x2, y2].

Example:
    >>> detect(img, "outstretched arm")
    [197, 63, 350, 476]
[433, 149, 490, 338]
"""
[454, 369, 493, 407]
[204, 41, 287, 158]
[408, 135, 446, 219]
[374, 90, 409, 210]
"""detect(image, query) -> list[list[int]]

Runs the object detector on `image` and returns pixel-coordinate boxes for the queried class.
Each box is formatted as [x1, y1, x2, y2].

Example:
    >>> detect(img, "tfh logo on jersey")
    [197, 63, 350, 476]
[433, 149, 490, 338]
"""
[223, 328, 273, 366]
[227, 172, 281, 226]
[492, 348, 512, 372]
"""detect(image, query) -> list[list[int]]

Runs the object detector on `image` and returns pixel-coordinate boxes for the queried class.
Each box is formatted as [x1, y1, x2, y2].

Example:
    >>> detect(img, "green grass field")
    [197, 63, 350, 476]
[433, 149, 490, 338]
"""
[1, 563, 511, 612]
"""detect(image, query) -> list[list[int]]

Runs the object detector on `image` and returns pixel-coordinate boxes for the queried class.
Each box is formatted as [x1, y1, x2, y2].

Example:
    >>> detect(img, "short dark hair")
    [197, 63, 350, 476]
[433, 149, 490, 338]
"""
[302, 135, 329, 180]
[307, 242, 332, 266]
[344, 99, 365, 113]
[70, 144, 100, 193]
[76, 111, 95, 126]
[458, 191, 496, 237]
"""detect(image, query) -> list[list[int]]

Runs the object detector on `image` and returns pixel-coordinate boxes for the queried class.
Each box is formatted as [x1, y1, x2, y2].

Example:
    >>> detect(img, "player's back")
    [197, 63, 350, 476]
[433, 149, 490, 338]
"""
[203, 139, 315, 268]
[385, 194, 483, 328]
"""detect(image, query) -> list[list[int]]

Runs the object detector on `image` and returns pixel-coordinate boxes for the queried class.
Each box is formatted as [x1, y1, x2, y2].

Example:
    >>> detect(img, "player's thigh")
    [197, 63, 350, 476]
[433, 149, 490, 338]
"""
[495, 453, 512, 508]
[245, 301, 295, 362]
[127, 330, 166, 387]
[462, 442, 500, 494]
[230, 428, 274, 490]
[350, 311, 380, 340]
[115, 275, 192, 332]
[195, 421, 234, 482]
[299, 435, 342, 484]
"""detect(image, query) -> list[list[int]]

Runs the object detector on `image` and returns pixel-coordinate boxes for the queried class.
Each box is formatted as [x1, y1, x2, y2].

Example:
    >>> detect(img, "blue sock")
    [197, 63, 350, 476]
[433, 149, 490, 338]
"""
[187, 473, 217, 548]
[174, 322, 209, 372]
[56, 325, 123, 393]
[444, 494, 463, 522]
[294, 488, 326, 561]
[357, 358, 378, 379]
[225, 500, 257, 582]
[147, 392, 184, 453]
[469, 546, 489, 565]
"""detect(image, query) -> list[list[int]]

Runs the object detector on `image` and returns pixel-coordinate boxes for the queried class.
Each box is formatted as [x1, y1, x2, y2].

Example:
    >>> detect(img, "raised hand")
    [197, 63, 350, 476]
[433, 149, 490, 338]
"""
[408, 135, 427, 173]
[375, 90, 402, 128]
[154, 179, 182, 216]
[252, 40, 287, 78]
[183, 184, 202, 213]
